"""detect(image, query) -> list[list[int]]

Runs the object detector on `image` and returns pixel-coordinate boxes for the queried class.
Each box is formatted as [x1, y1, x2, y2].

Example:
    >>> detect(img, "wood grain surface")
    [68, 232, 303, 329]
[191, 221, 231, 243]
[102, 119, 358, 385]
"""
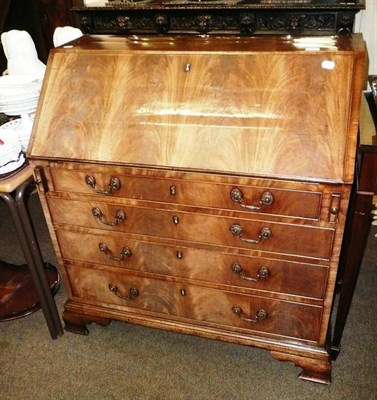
[29, 34, 365, 183]
[28, 34, 366, 383]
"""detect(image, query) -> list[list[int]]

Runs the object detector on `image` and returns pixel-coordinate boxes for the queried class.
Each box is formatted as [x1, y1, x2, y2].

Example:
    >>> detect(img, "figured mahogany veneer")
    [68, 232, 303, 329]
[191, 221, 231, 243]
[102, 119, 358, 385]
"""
[28, 34, 366, 384]
[49, 166, 325, 219]
[56, 229, 329, 300]
[31, 35, 363, 183]
[48, 196, 337, 258]
[65, 263, 322, 342]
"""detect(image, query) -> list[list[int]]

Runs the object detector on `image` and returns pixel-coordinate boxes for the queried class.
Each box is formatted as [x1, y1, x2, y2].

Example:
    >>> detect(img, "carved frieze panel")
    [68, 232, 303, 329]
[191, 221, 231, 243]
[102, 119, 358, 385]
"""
[73, 1, 364, 35]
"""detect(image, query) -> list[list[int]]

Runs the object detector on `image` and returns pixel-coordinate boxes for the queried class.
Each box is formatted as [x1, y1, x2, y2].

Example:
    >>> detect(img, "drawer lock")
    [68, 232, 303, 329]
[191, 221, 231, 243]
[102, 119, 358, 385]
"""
[232, 305, 267, 323]
[231, 263, 270, 283]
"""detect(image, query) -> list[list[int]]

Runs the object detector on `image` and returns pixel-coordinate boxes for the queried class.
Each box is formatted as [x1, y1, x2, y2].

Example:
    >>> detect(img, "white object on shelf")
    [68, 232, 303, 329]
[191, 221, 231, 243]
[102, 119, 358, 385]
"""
[0, 130, 25, 174]
[1, 30, 46, 79]
[0, 114, 34, 152]
[53, 26, 84, 48]
[0, 75, 42, 116]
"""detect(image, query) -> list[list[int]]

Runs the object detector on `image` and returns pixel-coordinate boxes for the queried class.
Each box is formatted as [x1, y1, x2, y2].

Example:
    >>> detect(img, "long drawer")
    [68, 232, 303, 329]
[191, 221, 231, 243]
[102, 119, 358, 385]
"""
[48, 197, 335, 259]
[57, 229, 328, 300]
[66, 264, 322, 342]
[48, 166, 323, 220]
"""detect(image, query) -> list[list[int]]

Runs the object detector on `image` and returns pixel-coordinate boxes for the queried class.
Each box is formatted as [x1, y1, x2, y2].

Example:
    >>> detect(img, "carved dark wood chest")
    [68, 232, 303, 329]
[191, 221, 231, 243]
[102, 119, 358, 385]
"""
[70, 0, 365, 36]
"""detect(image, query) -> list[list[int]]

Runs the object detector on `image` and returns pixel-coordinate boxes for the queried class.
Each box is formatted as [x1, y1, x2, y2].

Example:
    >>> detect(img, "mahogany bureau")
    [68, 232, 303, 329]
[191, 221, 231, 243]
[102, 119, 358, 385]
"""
[27, 34, 366, 383]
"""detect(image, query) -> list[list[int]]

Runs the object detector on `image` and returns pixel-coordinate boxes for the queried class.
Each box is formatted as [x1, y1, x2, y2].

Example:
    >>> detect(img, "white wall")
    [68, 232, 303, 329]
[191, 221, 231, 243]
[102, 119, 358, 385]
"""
[355, 0, 377, 75]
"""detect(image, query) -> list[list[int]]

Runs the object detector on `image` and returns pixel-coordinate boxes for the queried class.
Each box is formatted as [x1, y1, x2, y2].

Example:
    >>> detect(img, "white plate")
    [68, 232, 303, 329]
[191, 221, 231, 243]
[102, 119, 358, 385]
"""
[0, 106, 38, 116]
[0, 94, 39, 104]
[0, 97, 38, 110]
[0, 152, 25, 174]
[0, 118, 22, 131]
[0, 75, 42, 89]
[0, 116, 33, 152]
[0, 129, 22, 147]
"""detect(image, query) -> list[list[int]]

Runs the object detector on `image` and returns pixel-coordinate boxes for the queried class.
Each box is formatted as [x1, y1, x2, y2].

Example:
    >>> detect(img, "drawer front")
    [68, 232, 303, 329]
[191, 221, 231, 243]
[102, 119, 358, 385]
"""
[49, 167, 322, 219]
[66, 264, 322, 342]
[57, 230, 328, 299]
[49, 198, 334, 259]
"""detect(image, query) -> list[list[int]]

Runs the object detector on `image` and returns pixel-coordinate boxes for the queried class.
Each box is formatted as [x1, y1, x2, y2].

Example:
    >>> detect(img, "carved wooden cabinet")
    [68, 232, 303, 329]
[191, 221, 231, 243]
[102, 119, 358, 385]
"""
[70, 0, 365, 36]
[28, 34, 366, 383]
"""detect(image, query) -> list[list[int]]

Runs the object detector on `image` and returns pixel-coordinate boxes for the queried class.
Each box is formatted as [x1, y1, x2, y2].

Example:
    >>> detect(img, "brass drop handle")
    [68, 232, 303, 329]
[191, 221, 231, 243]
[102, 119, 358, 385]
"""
[108, 284, 139, 300]
[230, 224, 272, 244]
[99, 243, 132, 261]
[85, 175, 121, 195]
[232, 305, 267, 323]
[92, 207, 126, 226]
[231, 263, 270, 282]
[230, 188, 274, 211]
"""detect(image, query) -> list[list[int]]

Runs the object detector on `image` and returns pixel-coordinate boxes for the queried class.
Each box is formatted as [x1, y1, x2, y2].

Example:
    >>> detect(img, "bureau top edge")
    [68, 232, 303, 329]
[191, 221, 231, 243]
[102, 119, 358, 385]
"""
[55, 33, 365, 54]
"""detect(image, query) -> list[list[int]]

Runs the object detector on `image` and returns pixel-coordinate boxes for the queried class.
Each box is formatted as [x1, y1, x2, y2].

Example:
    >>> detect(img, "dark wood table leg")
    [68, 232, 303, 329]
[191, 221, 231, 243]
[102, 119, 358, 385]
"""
[331, 190, 374, 360]
[0, 177, 63, 338]
[15, 177, 63, 336]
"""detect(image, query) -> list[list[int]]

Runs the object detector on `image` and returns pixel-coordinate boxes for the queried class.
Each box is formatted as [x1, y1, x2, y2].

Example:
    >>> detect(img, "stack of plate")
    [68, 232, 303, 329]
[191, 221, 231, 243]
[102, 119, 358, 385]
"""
[0, 75, 42, 116]
[0, 114, 33, 152]
[0, 130, 24, 175]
